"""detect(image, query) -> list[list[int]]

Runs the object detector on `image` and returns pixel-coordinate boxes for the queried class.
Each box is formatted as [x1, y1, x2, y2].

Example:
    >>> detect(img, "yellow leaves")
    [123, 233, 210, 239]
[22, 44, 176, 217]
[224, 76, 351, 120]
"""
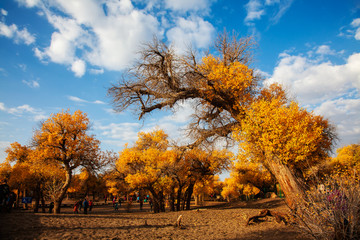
[197, 55, 256, 110]
[116, 129, 171, 190]
[33, 109, 102, 169]
[5, 142, 30, 163]
[234, 90, 334, 172]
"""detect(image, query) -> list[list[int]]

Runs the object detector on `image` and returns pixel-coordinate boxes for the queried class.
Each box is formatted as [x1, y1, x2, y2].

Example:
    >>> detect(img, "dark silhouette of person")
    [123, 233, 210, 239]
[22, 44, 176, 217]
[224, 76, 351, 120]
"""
[83, 198, 89, 214]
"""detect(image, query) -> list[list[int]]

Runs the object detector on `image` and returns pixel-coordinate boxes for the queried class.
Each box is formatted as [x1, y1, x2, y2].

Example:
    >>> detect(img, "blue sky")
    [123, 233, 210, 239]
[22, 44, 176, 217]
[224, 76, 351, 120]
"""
[0, 0, 359, 166]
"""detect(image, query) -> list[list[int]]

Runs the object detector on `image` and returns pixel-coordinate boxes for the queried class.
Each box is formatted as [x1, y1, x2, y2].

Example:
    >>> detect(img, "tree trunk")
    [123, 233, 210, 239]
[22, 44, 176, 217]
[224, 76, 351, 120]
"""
[267, 161, 305, 210]
[40, 190, 46, 213]
[169, 187, 175, 212]
[33, 182, 41, 213]
[185, 182, 195, 210]
[54, 166, 72, 214]
[176, 185, 183, 211]
[149, 189, 165, 213]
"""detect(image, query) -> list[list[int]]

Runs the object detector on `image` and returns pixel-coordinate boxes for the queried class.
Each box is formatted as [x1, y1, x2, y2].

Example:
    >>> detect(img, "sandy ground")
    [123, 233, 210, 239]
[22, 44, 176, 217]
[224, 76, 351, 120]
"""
[0, 198, 311, 240]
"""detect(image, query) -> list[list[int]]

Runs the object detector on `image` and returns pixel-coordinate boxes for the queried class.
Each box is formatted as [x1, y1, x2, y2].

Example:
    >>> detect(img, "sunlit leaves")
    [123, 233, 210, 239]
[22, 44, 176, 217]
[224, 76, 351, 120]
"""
[198, 55, 255, 112]
[33, 110, 102, 171]
[234, 91, 334, 174]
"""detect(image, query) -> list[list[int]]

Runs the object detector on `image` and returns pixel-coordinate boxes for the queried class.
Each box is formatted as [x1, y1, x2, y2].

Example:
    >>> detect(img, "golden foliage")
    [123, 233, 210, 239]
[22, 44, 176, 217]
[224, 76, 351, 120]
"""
[234, 91, 334, 174]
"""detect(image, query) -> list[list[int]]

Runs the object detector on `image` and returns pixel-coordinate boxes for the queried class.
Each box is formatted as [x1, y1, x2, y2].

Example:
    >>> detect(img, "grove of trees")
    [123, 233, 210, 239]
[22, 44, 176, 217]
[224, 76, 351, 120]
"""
[108, 33, 335, 209]
[1, 32, 359, 239]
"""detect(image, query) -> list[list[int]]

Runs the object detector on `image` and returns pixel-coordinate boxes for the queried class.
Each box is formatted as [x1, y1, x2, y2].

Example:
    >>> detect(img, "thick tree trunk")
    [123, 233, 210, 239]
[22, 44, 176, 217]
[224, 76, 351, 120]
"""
[54, 166, 72, 214]
[267, 161, 305, 210]
[185, 182, 195, 210]
[176, 185, 183, 211]
[169, 187, 175, 212]
[149, 189, 165, 213]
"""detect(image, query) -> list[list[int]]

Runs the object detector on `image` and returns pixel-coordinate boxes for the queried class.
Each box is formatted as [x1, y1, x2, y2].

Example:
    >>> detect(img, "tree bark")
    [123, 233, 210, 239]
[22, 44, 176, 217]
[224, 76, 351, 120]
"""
[169, 187, 175, 212]
[40, 190, 46, 213]
[185, 182, 195, 210]
[33, 182, 41, 213]
[267, 161, 305, 210]
[54, 166, 72, 214]
[176, 185, 183, 211]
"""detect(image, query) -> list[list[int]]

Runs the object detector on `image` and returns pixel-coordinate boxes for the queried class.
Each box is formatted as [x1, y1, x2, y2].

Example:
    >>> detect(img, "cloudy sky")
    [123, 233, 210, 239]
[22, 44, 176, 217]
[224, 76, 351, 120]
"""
[0, 0, 359, 164]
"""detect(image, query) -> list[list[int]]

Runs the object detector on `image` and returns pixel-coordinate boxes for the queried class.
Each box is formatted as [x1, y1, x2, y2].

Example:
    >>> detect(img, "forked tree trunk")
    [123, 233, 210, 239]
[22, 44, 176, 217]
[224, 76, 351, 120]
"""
[267, 160, 305, 210]
[54, 166, 72, 214]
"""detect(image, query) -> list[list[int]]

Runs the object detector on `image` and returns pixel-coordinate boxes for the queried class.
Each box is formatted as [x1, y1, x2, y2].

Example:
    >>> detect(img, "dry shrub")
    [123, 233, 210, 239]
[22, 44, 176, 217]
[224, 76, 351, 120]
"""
[292, 172, 360, 240]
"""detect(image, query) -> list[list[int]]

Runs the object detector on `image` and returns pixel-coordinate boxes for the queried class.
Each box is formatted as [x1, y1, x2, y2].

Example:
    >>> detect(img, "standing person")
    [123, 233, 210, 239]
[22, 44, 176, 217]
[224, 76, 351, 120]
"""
[118, 198, 122, 208]
[89, 200, 93, 212]
[83, 198, 89, 214]
[78, 199, 82, 212]
[73, 201, 79, 214]
[49, 202, 54, 213]
[149, 198, 153, 212]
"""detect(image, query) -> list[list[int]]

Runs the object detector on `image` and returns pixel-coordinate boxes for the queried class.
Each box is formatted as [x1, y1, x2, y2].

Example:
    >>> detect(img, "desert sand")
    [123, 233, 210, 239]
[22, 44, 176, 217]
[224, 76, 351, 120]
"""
[0, 198, 311, 240]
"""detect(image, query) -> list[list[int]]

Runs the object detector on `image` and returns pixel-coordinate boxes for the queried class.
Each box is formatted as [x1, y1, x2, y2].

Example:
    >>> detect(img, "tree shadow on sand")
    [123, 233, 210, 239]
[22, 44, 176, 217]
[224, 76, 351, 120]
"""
[221, 227, 312, 240]
[196, 198, 286, 210]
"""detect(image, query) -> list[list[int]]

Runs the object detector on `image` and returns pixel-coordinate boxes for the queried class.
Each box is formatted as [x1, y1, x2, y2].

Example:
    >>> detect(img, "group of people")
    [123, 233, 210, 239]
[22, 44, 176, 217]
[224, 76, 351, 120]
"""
[73, 198, 93, 214]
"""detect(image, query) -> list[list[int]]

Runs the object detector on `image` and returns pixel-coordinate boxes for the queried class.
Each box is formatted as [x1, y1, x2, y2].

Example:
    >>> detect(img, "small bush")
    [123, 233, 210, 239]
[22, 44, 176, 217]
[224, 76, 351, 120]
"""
[292, 173, 360, 240]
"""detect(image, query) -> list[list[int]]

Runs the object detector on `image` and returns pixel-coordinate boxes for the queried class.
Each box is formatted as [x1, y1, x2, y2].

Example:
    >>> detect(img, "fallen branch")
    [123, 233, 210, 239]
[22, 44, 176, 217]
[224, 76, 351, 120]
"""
[246, 209, 288, 225]
[176, 215, 183, 228]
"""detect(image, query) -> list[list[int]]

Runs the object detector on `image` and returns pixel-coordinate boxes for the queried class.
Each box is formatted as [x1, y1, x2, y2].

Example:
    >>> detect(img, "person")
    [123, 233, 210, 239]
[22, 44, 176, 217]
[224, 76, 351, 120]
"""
[83, 198, 89, 214]
[149, 198, 153, 212]
[89, 199, 93, 212]
[118, 198, 122, 207]
[114, 202, 118, 211]
[49, 202, 54, 213]
[73, 201, 79, 214]
[78, 199, 82, 212]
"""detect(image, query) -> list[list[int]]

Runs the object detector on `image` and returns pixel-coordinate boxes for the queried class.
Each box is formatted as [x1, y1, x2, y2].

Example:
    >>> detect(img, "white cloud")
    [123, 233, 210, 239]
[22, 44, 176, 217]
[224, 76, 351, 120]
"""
[315, 45, 336, 56]
[68, 96, 87, 103]
[94, 100, 106, 105]
[0, 21, 35, 45]
[30, 0, 161, 76]
[162, 100, 194, 123]
[15, 0, 41, 8]
[351, 18, 360, 40]
[90, 68, 104, 75]
[71, 59, 86, 77]
[18, 0, 216, 77]
[68, 96, 105, 105]
[95, 122, 141, 147]
[1, 9, 8, 16]
[164, 0, 211, 12]
[244, 0, 293, 26]
[22, 79, 40, 88]
[265, 50, 360, 148]
[0, 102, 46, 121]
[166, 16, 215, 51]
[314, 98, 360, 148]
[266, 52, 360, 105]
[244, 0, 265, 24]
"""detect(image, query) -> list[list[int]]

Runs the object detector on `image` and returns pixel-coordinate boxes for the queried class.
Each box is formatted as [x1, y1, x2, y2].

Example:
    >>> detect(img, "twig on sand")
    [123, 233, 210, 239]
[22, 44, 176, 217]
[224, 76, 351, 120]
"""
[176, 215, 183, 228]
